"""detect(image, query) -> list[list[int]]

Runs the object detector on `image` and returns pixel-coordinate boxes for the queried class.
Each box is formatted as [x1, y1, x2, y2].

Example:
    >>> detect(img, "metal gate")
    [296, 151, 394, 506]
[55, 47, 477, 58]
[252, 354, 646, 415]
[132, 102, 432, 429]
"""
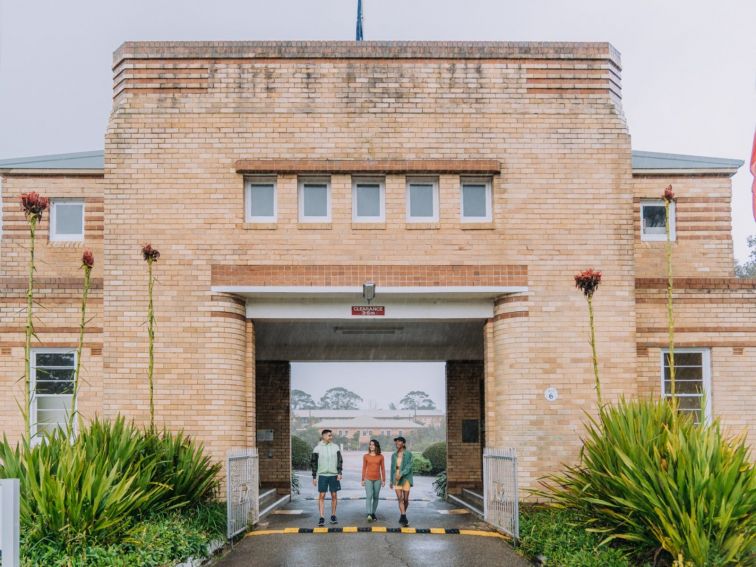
[227, 448, 259, 539]
[483, 448, 519, 539]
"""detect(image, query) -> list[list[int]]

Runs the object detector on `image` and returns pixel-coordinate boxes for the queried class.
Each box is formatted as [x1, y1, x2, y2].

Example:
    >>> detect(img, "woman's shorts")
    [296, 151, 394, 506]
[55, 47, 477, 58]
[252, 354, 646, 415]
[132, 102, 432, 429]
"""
[393, 479, 411, 491]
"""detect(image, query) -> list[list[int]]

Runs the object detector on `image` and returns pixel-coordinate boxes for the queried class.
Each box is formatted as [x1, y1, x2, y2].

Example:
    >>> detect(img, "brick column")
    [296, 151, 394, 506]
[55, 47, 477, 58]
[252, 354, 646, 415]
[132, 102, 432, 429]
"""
[446, 360, 484, 495]
[255, 361, 291, 494]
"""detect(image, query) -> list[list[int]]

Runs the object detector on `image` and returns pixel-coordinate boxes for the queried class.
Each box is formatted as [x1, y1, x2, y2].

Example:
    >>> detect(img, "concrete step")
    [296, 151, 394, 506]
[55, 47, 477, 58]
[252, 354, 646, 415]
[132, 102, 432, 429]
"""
[462, 488, 484, 509]
[258, 488, 291, 520]
[447, 492, 483, 518]
[258, 488, 278, 511]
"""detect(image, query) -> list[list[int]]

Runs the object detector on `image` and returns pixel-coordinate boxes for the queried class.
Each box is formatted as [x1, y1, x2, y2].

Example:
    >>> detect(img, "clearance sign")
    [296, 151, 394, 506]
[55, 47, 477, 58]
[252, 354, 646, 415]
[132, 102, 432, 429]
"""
[351, 305, 385, 316]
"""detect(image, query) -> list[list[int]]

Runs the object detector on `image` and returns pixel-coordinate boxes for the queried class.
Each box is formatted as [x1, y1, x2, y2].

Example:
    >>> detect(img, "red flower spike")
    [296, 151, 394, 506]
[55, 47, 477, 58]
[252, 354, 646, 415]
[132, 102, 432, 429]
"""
[574, 268, 602, 298]
[20, 192, 49, 220]
[662, 184, 675, 203]
[142, 243, 160, 262]
[82, 249, 94, 269]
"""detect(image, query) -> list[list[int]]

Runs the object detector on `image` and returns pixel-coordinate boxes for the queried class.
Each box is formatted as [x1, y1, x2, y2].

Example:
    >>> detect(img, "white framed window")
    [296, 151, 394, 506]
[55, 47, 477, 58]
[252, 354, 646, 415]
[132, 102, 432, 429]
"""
[406, 177, 439, 222]
[50, 200, 84, 241]
[30, 349, 76, 440]
[660, 348, 711, 424]
[245, 176, 277, 222]
[299, 177, 331, 222]
[641, 199, 676, 241]
[460, 177, 492, 222]
[352, 177, 385, 222]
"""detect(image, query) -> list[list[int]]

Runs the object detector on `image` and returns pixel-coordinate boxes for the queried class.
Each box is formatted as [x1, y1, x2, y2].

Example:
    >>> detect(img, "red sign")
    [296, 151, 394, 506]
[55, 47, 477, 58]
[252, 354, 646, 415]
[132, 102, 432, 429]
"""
[351, 305, 385, 316]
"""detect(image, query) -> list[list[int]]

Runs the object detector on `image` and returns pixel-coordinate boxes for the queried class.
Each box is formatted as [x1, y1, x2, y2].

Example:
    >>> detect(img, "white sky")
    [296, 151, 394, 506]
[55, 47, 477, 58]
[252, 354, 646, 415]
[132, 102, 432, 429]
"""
[0, 0, 753, 258]
[291, 362, 447, 411]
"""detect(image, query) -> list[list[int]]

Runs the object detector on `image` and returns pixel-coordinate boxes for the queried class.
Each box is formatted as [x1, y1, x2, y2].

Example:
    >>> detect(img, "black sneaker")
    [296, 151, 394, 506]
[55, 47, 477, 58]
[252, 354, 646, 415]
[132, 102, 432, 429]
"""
[318, 517, 325, 527]
[371, 514, 378, 522]
[330, 515, 338, 524]
[400, 515, 409, 527]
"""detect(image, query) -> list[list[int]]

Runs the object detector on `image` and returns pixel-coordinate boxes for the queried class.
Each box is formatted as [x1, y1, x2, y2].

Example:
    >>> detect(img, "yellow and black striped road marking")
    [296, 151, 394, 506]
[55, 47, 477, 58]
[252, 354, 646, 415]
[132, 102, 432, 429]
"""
[247, 527, 507, 539]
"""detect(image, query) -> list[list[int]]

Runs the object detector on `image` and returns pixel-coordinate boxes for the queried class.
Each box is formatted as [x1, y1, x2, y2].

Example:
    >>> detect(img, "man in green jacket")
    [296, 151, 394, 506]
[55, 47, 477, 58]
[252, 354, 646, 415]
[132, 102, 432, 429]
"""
[310, 429, 343, 526]
[389, 436, 413, 527]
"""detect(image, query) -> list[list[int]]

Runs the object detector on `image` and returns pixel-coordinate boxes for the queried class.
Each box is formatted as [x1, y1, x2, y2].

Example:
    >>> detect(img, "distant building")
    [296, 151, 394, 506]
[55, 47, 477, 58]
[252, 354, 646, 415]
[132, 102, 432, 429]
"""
[293, 408, 445, 431]
[310, 416, 423, 445]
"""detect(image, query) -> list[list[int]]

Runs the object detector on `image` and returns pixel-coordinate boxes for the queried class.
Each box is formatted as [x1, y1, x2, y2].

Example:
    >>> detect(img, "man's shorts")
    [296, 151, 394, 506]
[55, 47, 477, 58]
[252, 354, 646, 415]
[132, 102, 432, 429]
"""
[317, 475, 341, 493]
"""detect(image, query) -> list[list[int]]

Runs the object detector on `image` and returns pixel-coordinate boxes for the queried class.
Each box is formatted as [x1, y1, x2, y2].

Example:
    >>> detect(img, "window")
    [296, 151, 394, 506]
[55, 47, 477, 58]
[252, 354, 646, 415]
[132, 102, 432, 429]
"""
[299, 177, 331, 222]
[406, 177, 439, 221]
[641, 199, 675, 241]
[31, 349, 76, 439]
[460, 177, 492, 221]
[353, 177, 384, 222]
[50, 200, 84, 241]
[661, 348, 711, 424]
[245, 176, 276, 222]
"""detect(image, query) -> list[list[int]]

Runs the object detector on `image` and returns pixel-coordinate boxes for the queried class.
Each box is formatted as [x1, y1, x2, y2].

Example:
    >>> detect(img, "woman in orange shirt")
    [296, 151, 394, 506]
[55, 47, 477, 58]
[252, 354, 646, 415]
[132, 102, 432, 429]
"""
[361, 439, 386, 522]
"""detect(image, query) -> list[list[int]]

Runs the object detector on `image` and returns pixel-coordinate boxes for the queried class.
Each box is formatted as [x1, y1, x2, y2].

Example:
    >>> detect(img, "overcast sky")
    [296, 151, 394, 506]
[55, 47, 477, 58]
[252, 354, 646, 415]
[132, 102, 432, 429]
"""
[292, 362, 446, 411]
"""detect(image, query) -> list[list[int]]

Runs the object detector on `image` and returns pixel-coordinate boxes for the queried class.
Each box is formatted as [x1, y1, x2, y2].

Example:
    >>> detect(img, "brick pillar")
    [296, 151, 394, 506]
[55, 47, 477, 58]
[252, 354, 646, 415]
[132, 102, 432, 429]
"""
[245, 320, 256, 448]
[446, 360, 484, 495]
[255, 361, 291, 494]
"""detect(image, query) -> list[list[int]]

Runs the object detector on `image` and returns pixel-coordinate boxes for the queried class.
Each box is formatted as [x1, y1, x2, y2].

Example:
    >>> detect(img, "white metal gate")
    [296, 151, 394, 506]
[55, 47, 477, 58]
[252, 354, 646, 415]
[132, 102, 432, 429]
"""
[483, 448, 519, 539]
[0, 479, 21, 567]
[227, 448, 259, 539]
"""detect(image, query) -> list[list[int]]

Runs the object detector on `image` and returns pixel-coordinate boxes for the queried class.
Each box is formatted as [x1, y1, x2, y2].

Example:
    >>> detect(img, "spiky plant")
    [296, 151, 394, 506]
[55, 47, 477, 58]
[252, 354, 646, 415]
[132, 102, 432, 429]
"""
[142, 244, 160, 429]
[574, 268, 603, 406]
[663, 185, 677, 397]
[69, 250, 94, 435]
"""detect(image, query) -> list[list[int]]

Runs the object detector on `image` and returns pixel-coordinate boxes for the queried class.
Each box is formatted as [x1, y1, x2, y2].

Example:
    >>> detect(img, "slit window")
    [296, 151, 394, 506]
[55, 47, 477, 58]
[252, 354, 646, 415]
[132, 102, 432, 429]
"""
[31, 349, 76, 440]
[661, 348, 711, 424]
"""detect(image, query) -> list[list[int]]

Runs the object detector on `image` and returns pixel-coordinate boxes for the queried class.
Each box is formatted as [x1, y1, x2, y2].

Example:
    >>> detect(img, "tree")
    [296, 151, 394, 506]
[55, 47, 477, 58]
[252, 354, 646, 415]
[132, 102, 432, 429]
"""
[388, 402, 397, 410]
[399, 391, 437, 411]
[291, 389, 317, 409]
[319, 387, 363, 410]
[735, 235, 756, 278]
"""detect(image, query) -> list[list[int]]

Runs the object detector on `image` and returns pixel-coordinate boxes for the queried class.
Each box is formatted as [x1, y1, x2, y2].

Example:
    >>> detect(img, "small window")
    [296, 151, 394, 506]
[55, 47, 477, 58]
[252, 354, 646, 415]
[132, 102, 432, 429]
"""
[299, 177, 331, 222]
[50, 200, 84, 241]
[246, 177, 276, 222]
[661, 349, 711, 424]
[641, 200, 675, 241]
[31, 349, 76, 439]
[461, 177, 492, 222]
[353, 177, 385, 222]
[407, 177, 439, 222]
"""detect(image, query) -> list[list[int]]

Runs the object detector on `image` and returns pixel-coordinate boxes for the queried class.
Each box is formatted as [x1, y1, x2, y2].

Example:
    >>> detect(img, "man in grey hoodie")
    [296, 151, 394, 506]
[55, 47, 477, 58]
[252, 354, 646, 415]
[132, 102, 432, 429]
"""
[310, 429, 343, 526]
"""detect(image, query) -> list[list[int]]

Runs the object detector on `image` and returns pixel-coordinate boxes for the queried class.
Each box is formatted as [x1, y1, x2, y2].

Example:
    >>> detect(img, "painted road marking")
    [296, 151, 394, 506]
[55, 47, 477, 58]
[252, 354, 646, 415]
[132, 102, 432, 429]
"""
[437, 509, 470, 515]
[246, 527, 506, 539]
[272, 510, 304, 515]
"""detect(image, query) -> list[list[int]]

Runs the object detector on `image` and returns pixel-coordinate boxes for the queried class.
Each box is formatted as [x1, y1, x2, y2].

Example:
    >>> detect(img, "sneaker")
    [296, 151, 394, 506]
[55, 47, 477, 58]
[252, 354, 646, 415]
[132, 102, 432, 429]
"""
[371, 514, 378, 521]
[400, 515, 409, 527]
[367, 514, 374, 522]
[318, 517, 325, 527]
[330, 515, 338, 524]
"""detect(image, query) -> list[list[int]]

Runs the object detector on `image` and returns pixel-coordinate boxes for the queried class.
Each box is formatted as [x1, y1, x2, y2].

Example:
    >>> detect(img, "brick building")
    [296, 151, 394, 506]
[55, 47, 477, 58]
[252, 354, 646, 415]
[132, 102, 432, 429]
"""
[1, 41, 752, 497]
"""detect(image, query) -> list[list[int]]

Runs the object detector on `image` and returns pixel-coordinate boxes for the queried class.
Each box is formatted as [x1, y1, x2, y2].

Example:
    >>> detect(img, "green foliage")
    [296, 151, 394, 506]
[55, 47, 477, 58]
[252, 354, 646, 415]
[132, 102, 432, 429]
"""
[422, 441, 447, 474]
[411, 451, 432, 475]
[21, 502, 225, 567]
[318, 387, 363, 409]
[291, 389, 317, 409]
[0, 416, 221, 549]
[399, 390, 437, 410]
[540, 398, 756, 566]
[735, 234, 756, 278]
[291, 435, 311, 470]
[519, 507, 638, 567]
[291, 471, 301, 495]
[433, 470, 447, 498]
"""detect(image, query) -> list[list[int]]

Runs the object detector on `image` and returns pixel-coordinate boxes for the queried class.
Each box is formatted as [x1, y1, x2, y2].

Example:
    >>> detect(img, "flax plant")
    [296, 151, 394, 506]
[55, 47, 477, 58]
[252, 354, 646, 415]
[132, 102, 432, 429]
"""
[142, 244, 160, 429]
[20, 192, 49, 438]
[663, 185, 677, 397]
[574, 268, 603, 406]
[69, 250, 94, 434]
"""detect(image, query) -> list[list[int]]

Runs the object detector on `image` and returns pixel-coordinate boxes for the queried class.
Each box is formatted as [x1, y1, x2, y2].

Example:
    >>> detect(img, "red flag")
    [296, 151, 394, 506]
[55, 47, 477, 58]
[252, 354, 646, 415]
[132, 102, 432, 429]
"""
[751, 129, 756, 222]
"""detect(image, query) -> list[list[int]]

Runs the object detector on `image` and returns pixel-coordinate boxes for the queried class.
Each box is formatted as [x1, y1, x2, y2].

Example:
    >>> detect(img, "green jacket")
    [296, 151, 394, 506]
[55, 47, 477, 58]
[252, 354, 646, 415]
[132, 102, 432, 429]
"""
[389, 450, 414, 488]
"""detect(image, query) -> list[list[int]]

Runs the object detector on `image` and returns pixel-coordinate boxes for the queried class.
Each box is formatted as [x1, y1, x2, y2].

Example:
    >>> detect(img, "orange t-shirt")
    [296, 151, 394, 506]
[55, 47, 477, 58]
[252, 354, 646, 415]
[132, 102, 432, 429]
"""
[362, 453, 386, 481]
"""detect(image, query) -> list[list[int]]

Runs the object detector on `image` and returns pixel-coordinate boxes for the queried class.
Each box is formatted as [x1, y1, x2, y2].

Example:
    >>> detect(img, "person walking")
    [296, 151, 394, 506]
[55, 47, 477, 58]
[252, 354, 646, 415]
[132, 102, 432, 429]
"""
[389, 436, 413, 527]
[310, 429, 343, 527]
[361, 439, 386, 522]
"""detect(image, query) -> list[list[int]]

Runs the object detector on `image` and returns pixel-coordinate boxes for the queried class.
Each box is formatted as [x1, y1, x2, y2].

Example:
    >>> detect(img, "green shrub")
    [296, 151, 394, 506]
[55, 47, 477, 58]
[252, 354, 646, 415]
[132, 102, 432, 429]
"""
[541, 398, 756, 566]
[291, 435, 311, 470]
[0, 416, 221, 549]
[411, 452, 432, 475]
[422, 441, 446, 474]
[519, 507, 637, 567]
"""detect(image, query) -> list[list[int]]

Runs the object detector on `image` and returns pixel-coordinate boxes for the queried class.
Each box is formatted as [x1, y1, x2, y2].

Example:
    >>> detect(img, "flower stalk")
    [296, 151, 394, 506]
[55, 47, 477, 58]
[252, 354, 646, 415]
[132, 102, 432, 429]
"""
[142, 244, 160, 429]
[21, 192, 49, 438]
[574, 268, 603, 407]
[663, 185, 676, 397]
[70, 250, 94, 434]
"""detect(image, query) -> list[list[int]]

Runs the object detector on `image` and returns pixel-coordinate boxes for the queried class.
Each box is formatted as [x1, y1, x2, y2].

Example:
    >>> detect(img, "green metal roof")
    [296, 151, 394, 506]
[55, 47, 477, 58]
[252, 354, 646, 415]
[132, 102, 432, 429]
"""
[631, 150, 743, 172]
[0, 151, 104, 170]
[0, 150, 743, 173]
